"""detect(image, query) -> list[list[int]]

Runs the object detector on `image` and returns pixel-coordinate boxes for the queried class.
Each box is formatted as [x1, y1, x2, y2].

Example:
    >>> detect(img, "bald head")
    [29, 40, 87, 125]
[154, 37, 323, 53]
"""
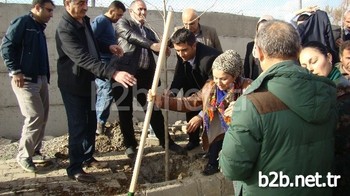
[182, 8, 200, 34]
[182, 8, 197, 21]
[344, 10, 350, 31]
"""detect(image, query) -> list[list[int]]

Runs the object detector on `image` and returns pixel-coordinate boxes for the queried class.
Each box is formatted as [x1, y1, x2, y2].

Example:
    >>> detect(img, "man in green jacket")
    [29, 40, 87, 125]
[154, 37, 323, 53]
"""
[219, 20, 338, 196]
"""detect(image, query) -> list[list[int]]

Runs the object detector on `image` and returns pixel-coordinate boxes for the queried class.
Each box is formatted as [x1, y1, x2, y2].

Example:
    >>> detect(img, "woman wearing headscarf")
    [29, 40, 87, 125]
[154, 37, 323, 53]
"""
[150, 50, 252, 175]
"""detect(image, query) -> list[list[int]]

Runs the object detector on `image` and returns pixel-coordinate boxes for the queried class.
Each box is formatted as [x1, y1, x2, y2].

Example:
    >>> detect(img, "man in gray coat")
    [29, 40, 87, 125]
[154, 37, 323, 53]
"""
[180, 8, 222, 52]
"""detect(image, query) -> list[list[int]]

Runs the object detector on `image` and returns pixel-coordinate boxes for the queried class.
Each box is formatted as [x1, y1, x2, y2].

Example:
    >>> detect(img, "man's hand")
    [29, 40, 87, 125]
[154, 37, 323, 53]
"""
[112, 71, 137, 88]
[12, 73, 24, 88]
[109, 44, 124, 57]
[303, 5, 319, 13]
[186, 115, 202, 133]
[336, 38, 344, 47]
[150, 43, 171, 57]
[295, 5, 319, 16]
[150, 43, 161, 52]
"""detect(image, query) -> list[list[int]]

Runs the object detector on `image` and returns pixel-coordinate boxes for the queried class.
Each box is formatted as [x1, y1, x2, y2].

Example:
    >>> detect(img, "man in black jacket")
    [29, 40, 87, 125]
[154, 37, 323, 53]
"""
[167, 28, 221, 151]
[56, 0, 136, 183]
[243, 15, 273, 80]
[112, 0, 186, 158]
[1, 0, 55, 173]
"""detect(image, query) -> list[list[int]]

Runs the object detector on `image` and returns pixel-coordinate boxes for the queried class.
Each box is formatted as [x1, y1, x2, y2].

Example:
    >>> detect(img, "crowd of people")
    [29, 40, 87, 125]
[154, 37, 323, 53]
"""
[1, 0, 350, 195]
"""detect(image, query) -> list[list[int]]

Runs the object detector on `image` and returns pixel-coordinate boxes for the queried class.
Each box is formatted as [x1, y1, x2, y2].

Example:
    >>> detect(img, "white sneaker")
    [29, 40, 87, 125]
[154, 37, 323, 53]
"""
[17, 157, 37, 173]
[32, 152, 51, 164]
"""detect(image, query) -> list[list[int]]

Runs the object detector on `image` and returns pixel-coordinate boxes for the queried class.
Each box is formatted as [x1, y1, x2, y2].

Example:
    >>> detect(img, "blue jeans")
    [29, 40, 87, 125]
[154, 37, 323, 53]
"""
[95, 78, 113, 124]
[60, 89, 96, 176]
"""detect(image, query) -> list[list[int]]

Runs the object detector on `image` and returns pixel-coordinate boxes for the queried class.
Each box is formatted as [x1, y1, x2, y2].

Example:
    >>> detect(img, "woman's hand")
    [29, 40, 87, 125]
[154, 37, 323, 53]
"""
[224, 101, 235, 117]
[147, 90, 162, 108]
[186, 115, 203, 133]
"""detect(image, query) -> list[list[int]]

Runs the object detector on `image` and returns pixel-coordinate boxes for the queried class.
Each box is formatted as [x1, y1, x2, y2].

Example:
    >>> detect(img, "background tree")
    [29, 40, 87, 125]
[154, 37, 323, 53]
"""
[326, 0, 350, 25]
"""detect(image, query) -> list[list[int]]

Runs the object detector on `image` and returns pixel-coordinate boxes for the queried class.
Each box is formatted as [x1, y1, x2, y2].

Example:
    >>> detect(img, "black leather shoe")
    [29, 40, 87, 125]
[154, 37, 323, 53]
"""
[168, 143, 187, 155]
[68, 171, 97, 183]
[201, 164, 219, 176]
[202, 152, 210, 159]
[185, 142, 200, 151]
[84, 157, 109, 169]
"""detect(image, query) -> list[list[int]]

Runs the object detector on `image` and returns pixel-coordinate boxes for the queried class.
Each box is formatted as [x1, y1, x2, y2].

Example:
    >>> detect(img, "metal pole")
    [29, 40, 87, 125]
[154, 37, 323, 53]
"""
[299, 0, 302, 9]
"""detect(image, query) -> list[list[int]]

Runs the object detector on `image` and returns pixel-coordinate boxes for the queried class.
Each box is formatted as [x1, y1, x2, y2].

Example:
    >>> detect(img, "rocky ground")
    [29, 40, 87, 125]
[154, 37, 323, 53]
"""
[0, 121, 207, 195]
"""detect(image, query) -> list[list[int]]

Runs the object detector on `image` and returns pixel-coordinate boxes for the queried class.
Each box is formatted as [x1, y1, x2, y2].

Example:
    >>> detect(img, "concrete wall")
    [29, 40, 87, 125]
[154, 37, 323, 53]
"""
[0, 4, 259, 139]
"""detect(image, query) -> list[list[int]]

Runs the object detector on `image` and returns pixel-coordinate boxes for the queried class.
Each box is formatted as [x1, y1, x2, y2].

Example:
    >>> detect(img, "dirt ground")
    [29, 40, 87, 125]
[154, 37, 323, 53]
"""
[0, 121, 207, 195]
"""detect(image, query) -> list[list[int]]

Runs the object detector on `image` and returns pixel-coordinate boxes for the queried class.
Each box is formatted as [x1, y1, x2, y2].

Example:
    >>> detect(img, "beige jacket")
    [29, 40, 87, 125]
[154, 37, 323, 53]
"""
[174, 24, 222, 52]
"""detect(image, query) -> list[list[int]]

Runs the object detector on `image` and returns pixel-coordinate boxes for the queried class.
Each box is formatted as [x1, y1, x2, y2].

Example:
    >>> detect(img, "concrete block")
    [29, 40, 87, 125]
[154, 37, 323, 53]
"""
[12, 172, 36, 179]
[215, 173, 235, 195]
[197, 175, 222, 196]
[145, 181, 199, 196]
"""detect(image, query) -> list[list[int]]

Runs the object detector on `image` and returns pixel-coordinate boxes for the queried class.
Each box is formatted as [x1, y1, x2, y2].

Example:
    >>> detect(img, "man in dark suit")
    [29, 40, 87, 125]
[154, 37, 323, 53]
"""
[56, 0, 136, 183]
[167, 28, 221, 150]
[112, 0, 185, 158]
[243, 15, 273, 80]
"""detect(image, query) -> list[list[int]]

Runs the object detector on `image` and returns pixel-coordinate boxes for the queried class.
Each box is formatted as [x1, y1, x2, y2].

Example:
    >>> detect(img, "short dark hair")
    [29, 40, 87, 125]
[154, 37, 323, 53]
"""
[340, 40, 350, 57]
[109, 1, 126, 12]
[302, 41, 329, 58]
[297, 14, 311, 23]
[170, 28, 196, 46]
[32, 0, 55, 7]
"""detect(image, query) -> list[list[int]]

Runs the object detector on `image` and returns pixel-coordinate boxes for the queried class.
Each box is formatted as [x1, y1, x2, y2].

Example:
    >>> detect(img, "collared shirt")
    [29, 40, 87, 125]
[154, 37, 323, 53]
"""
[186, 57, 196, 69]
[139, 25, 150, 69]
[194, 27, 204, 44]
[345, 28, 350, 35]
[131, 17, 150, 69]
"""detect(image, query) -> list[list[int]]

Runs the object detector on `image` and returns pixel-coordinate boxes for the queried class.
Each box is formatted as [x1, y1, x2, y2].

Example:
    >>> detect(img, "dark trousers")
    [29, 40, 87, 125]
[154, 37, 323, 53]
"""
[186, 111, 201, 144]
[208, 139, 223, 167]
[60, 90, 96, 176]
[113, 85, 173, 148]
